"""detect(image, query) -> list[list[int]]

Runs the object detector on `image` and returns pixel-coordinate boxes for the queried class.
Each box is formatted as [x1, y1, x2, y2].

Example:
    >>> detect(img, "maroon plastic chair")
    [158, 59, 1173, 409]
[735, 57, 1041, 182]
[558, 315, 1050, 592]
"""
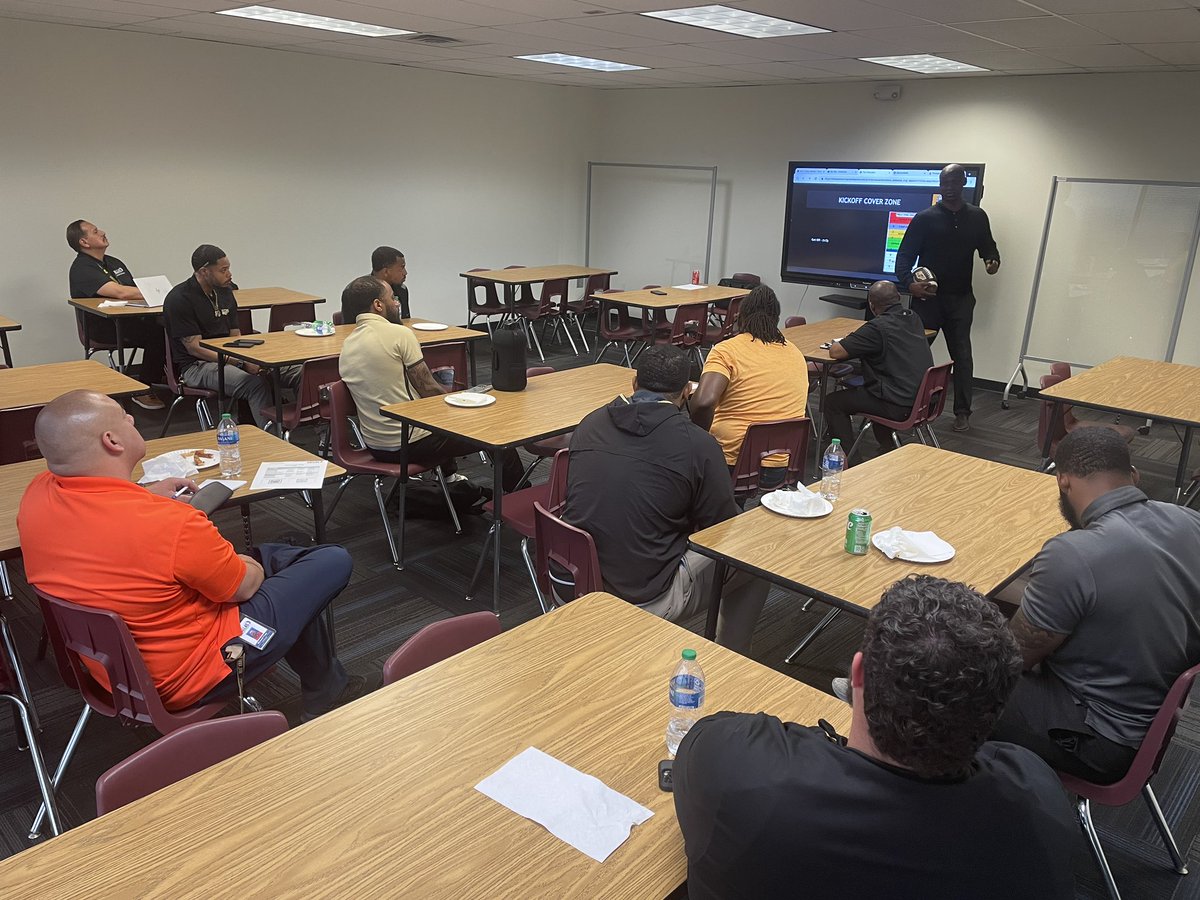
[28, 589, 229, 838]
[519, 367, 570, 485]
[846, 363, 952, 462]
[784, 315, 807, 327]
[465, 267, 506, 336]
[236, 308, 258, 335]
[467, 450, 570, 614]
[662, 302, 712, 370]
[258, 354, 340, 443]
[382, 612, 501, 686]
[158, 329, 217, 437]
[1038, 364, 1135, 469]
[712, 272, 760, 325]
[0, 613, 61, 836]
[422, 341, 470, 392]
[511, 276, 561, 361]
[74, 308, 119, 367]
[595, 290, 649, 366]
[267, 301, 318, 332]
[0, 404, 43, 465]
[1059, 662, 1200, 899]
[332, 311, 345, 326]
[730, 418, 810, 499]
[95, 711, 288, 815]
[325, 380, 460, 569]
[560, 272, 609, 352]
[534, 500, 603, 608]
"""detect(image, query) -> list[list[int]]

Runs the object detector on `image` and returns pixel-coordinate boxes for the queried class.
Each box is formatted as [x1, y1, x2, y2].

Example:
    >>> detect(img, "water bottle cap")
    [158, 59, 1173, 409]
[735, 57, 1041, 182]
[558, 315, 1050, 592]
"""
[221, 413, 232, 419]
[831, 438, 841, 445]
[681, 649, 696, 661]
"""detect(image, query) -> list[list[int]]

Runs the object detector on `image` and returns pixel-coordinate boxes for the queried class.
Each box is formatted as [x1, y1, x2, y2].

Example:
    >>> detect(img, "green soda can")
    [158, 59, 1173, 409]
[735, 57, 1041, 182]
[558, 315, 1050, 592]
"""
[844, 509, 872, 555]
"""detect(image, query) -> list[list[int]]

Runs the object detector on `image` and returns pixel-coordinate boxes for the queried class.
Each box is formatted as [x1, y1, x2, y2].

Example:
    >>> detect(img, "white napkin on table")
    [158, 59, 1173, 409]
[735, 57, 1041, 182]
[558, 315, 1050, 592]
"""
[97, 300, 128, 308]
[475, 747, 653, 863]
[139, 451, 200, 484]
[764, 489, 827, 516]
[873, 526, 953, 560]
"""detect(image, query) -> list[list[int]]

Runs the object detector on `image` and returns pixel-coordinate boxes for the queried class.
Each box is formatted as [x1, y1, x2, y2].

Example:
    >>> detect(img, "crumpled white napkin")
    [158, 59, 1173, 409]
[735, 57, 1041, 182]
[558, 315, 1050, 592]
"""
[764, 488, 828, 516]
[873, 526, 954, 560]
[140, 451, 200, 484]
[98, 300, 127, 308]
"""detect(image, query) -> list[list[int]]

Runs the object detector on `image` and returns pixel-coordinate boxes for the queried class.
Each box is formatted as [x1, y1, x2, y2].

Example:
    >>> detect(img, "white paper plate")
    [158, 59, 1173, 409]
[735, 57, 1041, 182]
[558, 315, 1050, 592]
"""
[760, 489, 833, 519]
[871, 532, 956, 564]
[174, 448, 220, 471]
[294, 326, 335, 337]
[411, 322, 449, 331]
[445, 392, 496, 408]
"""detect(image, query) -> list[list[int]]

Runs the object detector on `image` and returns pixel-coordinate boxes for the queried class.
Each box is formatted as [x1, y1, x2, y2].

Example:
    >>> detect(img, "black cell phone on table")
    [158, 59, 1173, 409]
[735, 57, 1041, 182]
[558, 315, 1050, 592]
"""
[226, 338, 264, 348]
[658, 759, 673, 792]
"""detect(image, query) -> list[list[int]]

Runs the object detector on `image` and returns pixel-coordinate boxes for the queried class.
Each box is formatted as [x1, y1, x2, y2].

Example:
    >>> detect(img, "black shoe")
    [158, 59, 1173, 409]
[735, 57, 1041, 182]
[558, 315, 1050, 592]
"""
[300, 672, 376, 723]
[953, 413, 970, 432]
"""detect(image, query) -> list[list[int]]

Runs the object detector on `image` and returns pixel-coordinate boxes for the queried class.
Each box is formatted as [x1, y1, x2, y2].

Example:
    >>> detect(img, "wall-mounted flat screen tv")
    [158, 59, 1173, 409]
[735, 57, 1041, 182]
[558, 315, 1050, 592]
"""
[780, 162, 985, 290]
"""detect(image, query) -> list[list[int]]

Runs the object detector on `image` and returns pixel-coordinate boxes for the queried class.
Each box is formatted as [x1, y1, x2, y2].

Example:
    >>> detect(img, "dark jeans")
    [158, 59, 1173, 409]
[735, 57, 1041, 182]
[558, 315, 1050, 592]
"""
[370, 435, 525, 492]
[823, 387, 911, 453]
[198, 543, 350, 718]
[79, 311, 165, 390]
[912, 291, 975, 416]
[991, 668, 1138, 784]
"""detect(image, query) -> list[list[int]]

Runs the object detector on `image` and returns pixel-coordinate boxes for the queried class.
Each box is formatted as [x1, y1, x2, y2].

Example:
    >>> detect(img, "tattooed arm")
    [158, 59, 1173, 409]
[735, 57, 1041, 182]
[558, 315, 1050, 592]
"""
[1008, 607, 1069, 671]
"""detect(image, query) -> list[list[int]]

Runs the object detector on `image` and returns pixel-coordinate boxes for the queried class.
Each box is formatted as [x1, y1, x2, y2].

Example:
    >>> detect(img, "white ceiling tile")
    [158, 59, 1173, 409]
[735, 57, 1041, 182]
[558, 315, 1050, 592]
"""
[724, 0, 924, 30]
[1038, 43, 1167, 66]
[484, 18, 665, 47]
[464, 0, 617, 18]
[263, 2, 466, 33]
[749, 30, 907, 57]
[630, 41, 771, 65]
[556, 11, 719, 40]
[801, 57, 921, 76]
[955, 16, 1116, 47]
[352, 0, 538, 27]
[1033, 0, 1189, 11]
[1068, 9, 1200, 43]
[679, 35, 838, 61]
[948, 48, 1081, 70]
[846, 24, 1011, 53]
[1134, 40, 1200, 62]
[857, 0, 1051, 23]
[731, 59, 853, 78]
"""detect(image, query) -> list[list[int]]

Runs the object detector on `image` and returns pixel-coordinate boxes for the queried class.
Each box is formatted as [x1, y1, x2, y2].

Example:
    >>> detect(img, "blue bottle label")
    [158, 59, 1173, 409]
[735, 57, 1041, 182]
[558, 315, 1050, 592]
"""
[670, 673, 705, 709]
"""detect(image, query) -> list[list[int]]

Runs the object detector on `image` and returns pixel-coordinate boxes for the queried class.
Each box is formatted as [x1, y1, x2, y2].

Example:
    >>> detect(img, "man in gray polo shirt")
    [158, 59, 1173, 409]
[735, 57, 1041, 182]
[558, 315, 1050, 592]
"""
[993, 427, 1200, 783]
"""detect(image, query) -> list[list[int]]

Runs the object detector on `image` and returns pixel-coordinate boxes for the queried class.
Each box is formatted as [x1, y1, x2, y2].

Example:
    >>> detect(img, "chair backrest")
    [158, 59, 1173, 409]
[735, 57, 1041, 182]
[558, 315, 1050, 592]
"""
[730, 272, 761, 286]
[1038, 372, 1074, 455]
[784, 316, 807, 328]
[1049, 361, 1071, 380]
[670, 303, 711, 347]
[0, 404, 44, 464]
[547, 448, 570, 510]
[527, 366, 555, 378]
[719, 296, 744, 339]
[466, 267, 503, 313]
[382, 612, 501, 686]
[95, 711, 288, 815]
[598, 291, 641, 340]
[332, 310, 345, 326]
[504, 265, 536, 304]
[534, 501, 603, 606]
[540, 278, 569, 314]
[422, 342, 470, 392]
[906, 363, 953, 427]
[267, 302, 318, 332]
[580, 272, 611, 305]
[236, 308, 256, 335]
[730, 418, 810, 495]
[293, 355, 342, 429]
[327, 380, 370, 470]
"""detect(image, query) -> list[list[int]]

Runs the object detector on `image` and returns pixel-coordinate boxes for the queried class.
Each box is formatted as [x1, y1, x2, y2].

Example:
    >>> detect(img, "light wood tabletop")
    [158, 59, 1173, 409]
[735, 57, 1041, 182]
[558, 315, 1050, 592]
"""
[381, 362, 633, 449]
[596, 285, 749, 311]
[782, 316, 865, 363]
[1040, 356, 1200, 427]
[231, 287, 325, 309]
[690, 444, 1065, 613]
[0, 315, 19, 331]
[462, 265, 617, 285]
[0, 592, 848, 899]
[0, 360, 145, 411]
[0, 428, 345, 559]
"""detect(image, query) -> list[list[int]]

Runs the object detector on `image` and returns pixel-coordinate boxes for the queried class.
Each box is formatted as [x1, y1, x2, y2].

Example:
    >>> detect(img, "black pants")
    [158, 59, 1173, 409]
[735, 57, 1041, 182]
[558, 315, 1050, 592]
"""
[198, 543, 350, 718]
[912, 291, 974, 416]
[78, 311, 166, 389]
[370, 435, 525, 492]
[823, 387, 911, 453]
[991, 669, 1138, 784]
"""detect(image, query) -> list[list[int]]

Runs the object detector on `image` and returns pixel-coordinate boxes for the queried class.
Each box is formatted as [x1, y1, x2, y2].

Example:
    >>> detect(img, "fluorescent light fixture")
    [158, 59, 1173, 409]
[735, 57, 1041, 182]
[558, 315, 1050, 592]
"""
[860, 54, 988, 74]
[216, 6, 413, 37]
[515, 53, 647, 72]
[642, 5, 829, 38]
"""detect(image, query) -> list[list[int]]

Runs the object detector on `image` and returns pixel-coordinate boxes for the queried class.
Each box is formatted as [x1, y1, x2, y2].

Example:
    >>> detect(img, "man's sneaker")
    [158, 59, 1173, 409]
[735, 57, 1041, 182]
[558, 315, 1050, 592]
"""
[131, 392, 165, 410]
[953, 413, 970, 432]
[831, 677, 851, 703]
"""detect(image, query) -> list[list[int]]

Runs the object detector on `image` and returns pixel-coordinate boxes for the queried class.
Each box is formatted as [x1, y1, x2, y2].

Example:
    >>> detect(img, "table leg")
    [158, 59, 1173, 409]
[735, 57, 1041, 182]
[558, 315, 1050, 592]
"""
[272, 366, 284, 437]
[1040, 402, 1060, 470]
[216, 350, 228, 414]
[1174, 426, 1194, 504]
[396, 424, 409, 569]
[81, 311, 92, 360]
[0, 332, 11, 368]
[114, 319, 127, 373]
[310, 489, 336, 651]
[814, 363, 831, 471]
[468, 339, 478, 386]
[491, 448, 504, 617]
[703, 558, 726, 641]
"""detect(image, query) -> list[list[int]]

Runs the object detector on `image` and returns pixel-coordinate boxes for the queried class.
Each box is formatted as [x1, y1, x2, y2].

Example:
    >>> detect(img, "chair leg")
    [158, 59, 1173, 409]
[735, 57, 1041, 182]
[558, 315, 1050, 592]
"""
[784, 608, 841, 664]
[1076, 796, 1122, 900]
[513, 456, 544, 493]
[925, 423, 941, 449]
[528, 321, 545, 362]
[1, 614, 40, 733]
[846, 420, 872, 463]
[373, 476, 401, 569]
[198, 399, 215, 431]
[465, 525, 498, 602]
[573, 314, 590, 352]
[159, 395, 186, 438]
[434, 468, 463, 535]
[520, 537, 550, 614]
[3, 694, 61, 837]
[323, 474, 357, 523]
[30, 704, 91, 840]
[1143, 783, 1189, 875]
[594, 341, 613, 364]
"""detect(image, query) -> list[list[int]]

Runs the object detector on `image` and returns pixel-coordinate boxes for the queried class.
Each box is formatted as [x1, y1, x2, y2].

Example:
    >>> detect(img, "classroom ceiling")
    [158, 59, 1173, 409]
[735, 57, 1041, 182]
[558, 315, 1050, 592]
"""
[6, 0, 1200, 88]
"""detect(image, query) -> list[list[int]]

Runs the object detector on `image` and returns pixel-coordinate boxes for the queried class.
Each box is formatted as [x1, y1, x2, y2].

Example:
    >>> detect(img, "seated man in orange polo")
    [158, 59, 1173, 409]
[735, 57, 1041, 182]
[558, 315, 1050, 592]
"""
[18, 390, 363, 721]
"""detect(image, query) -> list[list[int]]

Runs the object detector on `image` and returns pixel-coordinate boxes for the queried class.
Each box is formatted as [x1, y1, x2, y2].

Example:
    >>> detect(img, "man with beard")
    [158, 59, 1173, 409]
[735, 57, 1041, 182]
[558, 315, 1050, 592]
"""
[371, 246, 411, 320]
[993, 427, 1200, 783]
[337, 276, 522, 489]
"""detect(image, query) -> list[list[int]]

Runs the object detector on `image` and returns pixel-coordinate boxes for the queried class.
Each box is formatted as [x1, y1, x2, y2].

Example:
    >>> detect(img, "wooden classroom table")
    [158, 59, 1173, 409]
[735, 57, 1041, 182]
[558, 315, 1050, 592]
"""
[0, 592, 849, 900]
[380, 363, 634, 613]
[463, 265, 618, 318]
[0, 360, 144, 411]
[201, 319, 486, 430]
[0, 314, 20, 368]
[689, 444, 1066, 655]
[596, 284, 749, 314]
[1039, 355, 1200, 502]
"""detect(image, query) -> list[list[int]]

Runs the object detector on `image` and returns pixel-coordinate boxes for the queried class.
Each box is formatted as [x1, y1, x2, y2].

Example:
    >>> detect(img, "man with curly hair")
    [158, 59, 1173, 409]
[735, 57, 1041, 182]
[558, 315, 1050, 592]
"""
[673, 575, 1078, 899]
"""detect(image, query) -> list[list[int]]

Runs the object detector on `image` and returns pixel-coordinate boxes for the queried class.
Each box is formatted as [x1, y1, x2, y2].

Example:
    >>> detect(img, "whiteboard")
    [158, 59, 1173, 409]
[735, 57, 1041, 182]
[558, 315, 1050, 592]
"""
[1023, 178, 1200, 367]
[586, 163, 716, 291]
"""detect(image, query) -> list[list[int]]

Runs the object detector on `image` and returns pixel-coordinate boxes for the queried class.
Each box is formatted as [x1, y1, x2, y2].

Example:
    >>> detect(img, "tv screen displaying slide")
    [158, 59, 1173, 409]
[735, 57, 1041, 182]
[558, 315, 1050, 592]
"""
[780, 162, 985, 291]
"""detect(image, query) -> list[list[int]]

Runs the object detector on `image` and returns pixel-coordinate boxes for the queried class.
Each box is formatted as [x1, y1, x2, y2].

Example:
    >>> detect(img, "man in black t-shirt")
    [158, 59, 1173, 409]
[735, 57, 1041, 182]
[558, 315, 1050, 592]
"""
[371, 246, 411, 320]
[894, 164, 999, 432]
[66, 219, 165, 410]
[674, 575, 1079, 900]
[824, 280, 934, 455]
[163, 244, 296, 428]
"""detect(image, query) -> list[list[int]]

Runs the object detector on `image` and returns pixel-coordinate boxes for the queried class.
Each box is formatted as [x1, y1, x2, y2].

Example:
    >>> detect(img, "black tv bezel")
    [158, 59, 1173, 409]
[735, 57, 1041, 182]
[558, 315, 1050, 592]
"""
[779, 161, 986, 291]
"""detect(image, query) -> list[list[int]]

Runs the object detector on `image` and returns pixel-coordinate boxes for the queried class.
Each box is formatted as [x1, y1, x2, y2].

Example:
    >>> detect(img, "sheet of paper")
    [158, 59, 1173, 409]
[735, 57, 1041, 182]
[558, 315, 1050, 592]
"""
[671, 284, 706, 290]
[249, 461, 328, 491]
[475, 747, 653, 863]
[198, 478, 247, 491]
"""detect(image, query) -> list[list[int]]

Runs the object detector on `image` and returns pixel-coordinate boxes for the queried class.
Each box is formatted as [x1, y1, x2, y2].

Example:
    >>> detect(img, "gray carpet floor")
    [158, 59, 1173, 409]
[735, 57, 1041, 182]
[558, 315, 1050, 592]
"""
[2, 327, 1199, 899]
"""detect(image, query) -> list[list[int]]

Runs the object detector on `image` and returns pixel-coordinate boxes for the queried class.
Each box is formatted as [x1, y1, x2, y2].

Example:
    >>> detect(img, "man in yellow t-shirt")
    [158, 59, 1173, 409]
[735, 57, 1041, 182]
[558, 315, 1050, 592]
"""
[690, 285, 808, 487]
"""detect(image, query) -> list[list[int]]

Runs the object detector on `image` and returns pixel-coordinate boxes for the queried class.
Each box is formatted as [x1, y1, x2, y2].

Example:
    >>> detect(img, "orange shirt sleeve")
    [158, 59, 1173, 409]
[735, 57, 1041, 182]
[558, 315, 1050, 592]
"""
[171, 510, 247, 604]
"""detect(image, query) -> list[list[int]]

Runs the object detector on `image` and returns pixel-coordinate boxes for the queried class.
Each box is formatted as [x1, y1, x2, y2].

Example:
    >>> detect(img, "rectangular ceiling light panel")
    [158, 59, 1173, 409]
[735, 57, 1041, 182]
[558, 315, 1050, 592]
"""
[642, 5, 829, 39]
[860, 54, 988, 73]
[516, 53, 648, 71]
[217, 6, 414, 37]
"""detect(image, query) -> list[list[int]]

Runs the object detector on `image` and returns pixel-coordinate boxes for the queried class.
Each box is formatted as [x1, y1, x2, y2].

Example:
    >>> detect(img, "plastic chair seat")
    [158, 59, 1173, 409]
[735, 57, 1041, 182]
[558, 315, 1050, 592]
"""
[483, 481, 552, 540]
[382, 612, 501, 686]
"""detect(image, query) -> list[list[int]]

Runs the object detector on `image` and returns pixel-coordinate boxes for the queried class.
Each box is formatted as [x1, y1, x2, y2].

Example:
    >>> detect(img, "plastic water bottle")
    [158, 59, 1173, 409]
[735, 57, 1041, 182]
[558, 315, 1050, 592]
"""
[217, 413, 242, 477]
[666, 649, 705, 757]
[820, 438, 846, 501]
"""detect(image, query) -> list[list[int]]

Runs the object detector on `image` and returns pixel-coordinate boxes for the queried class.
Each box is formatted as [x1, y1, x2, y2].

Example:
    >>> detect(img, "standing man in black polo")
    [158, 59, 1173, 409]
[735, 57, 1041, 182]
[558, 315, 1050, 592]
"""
[163, 244, 296, 428]
[66, 219, 165, 410]
[371, 247, 411, 319]
[894, 164, 1000, 432]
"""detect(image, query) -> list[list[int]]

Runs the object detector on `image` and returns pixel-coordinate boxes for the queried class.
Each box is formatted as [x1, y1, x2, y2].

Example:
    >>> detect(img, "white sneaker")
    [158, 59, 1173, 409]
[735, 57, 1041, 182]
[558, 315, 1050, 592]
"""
[831, 677, 851, 703]
[446, 473, 468, 483]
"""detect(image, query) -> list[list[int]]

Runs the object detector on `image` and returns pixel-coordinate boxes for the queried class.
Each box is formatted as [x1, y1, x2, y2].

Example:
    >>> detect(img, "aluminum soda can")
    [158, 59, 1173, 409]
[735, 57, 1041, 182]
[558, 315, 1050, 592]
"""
[844, 509, 872, 555]
[691, 269, 701, 285]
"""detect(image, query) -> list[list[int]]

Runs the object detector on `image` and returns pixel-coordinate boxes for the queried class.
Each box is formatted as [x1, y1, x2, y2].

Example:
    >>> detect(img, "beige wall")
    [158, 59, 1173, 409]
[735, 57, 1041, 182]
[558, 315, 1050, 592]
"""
[0, 19, 595, 366]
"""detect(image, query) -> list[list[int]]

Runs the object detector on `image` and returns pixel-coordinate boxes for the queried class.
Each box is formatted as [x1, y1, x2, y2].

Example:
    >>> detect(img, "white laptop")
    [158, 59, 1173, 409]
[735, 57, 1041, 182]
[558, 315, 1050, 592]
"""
[130, 275, 174, 308]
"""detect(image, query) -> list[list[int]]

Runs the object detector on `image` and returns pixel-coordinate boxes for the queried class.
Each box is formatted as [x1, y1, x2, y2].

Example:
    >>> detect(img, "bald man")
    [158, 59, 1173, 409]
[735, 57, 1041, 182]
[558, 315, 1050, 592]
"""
[825, 281, 934, 455]
[18, 391, 362, 721]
